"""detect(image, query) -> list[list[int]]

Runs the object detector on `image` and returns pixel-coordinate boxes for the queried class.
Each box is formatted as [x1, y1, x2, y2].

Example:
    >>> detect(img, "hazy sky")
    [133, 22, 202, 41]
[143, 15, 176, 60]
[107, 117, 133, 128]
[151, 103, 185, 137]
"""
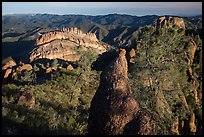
[2, 2, 202, 16]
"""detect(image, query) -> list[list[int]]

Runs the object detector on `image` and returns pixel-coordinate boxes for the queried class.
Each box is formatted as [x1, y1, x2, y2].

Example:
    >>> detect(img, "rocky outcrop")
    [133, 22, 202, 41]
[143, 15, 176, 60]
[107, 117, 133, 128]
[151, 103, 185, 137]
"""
[18, 91, 35, 109]
[129, 48, 136, 58]
[67, 64, 74, 71]
[157, 16, 185, 29]
[171, 117, 179, 135]
[29, 27, 107, 62]
[188, 37, 197, 63]
[36, 27, 98, 45]
[16, 64, 33, 73]
[88, 49, 156, 135]
[189, 112, 196, 135]
[181, 95, 188, 109]
[2, 57, 17, 70]
[3, 69, 12, 79]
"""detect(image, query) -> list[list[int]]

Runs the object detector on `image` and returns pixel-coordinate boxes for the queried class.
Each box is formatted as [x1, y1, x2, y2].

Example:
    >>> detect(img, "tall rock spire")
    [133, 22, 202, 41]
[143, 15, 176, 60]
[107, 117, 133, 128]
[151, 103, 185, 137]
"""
[88, 49, 156, 135]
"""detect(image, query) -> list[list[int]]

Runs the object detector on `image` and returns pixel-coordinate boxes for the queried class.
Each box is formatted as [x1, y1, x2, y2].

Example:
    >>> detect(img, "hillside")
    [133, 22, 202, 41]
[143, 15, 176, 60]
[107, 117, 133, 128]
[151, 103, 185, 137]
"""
[2, 14, 202, 63]
[2, 14, 202, 135]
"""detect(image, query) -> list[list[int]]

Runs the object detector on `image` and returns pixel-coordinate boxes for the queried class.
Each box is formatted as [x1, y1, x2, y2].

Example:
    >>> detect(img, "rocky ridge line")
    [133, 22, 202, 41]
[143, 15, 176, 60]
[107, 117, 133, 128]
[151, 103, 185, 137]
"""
[29, 27, 107, 62]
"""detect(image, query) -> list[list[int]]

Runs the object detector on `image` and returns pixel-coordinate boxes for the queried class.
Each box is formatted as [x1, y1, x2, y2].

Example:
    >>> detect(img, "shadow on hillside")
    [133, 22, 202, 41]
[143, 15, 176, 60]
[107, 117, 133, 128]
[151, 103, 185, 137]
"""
[2, 40, 36, 63]
[2, 103, 75, 135]
[2, 32, 25, 38]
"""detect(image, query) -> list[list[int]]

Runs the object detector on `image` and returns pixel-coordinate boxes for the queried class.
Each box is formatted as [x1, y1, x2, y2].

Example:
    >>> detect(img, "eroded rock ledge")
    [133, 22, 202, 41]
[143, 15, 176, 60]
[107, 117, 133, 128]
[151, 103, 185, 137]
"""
[29, 27, 107, 62]
[88, 49, 156, 135]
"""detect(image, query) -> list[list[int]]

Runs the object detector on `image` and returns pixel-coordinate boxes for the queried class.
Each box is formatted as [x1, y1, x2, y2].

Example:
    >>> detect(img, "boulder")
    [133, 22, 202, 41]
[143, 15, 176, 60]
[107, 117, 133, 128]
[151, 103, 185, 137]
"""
[129, 49, 136, 58]
[18, 91, 35, 108]
[45, 67, 52, 74]
[129, 58, 135, 64]
[67, 64, 74, 71]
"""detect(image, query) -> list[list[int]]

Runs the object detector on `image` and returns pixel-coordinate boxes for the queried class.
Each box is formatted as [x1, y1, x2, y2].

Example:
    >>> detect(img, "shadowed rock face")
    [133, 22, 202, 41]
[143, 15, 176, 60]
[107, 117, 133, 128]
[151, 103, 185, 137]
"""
[88, 49, 156, 135]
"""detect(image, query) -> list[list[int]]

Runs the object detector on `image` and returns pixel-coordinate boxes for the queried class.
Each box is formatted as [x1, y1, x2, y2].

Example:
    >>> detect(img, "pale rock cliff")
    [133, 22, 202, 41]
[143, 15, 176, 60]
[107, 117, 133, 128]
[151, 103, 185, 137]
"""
[29, 27, 107, 62]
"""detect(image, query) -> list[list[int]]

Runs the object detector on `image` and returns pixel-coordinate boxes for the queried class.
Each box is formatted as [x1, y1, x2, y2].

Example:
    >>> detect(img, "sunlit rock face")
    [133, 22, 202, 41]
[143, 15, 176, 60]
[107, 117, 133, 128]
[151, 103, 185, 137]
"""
[88, 49, 156, 135]
[157, 16, 185, 29]
[29, 27, 107, 62]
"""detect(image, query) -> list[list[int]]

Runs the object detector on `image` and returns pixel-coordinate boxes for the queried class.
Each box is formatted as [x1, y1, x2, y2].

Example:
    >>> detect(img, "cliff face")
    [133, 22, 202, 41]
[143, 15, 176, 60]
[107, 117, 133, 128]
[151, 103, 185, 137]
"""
[88, 49, 156, 135]
[36, 27, 98, 45]
[157, 16, 185, 29]
[29, 27, 107, 62]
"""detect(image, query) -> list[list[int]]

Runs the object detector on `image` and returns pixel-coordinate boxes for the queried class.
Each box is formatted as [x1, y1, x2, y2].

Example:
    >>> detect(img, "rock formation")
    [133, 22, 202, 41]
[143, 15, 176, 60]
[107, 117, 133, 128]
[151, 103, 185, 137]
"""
[3, 68, 13, 84]
[88, 49, 156, 135]
[171, 116, 179, 135]
[3, 68, 13, 79]
[16, 64, 33, 73]
[2, 57, 17, 70]
[157, 16, 185, 29]
[189, 112, 196, 135]
[29, 27, 107, 62]
[67, 64, 74, 71]
[129, 48, 136, 58]
[17, 91, 35, 109]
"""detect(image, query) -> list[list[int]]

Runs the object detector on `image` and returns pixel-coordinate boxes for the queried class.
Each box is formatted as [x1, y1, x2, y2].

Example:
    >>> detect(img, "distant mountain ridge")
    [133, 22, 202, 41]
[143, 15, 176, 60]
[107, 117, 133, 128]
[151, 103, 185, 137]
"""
[2, 13, 202, 62]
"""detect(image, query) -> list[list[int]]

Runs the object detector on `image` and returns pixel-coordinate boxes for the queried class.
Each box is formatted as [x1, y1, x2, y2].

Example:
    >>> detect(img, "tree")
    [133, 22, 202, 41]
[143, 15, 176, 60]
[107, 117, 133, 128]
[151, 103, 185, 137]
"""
[51, 59, 58, 68]
[33, 64, 40, 72]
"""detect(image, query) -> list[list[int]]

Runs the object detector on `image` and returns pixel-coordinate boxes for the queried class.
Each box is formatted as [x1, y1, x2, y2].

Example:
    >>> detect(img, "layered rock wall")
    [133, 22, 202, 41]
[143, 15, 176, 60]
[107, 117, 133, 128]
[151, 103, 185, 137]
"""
[29, 27, 107, 62]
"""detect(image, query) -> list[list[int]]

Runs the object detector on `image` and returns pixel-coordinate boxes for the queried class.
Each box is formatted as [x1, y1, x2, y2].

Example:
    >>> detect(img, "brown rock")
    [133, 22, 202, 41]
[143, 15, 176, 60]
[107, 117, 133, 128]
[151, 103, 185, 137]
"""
[189, 112, 196, 134]
[18, 91, 35, 108]
[88, 49, 156, 135]
[171, 117, 179, 135]
[173, 17, 185, 28]
[119, 48, 126, 57]
[129, 58, 135, 64]
[193, 89, 199, 104]
[16, 64, 33, 73]
[11, 72, 17, 79]
[157, 16, 185, 29]
[124, 109, 156, 135]
[157, 16, 166, 28]
[129, 49, 136, 58]
[188, 37, 197, 62]
[67, 64, 74, 71]
[4, 69, 12, 79]
[2, 57, 17, 70]
[46, 67, 52, 74]
[30, 27, 106, 62]
[181, 95, 188, 109]
[51, 66, 58, 71]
